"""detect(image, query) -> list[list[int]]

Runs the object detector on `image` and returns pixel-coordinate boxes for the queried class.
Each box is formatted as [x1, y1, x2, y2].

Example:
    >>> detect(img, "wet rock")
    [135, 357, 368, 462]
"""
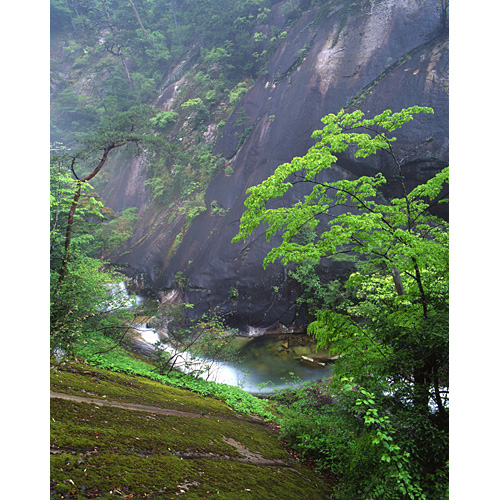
[300, 356, 327, 368]
[105, 0, 448, 331]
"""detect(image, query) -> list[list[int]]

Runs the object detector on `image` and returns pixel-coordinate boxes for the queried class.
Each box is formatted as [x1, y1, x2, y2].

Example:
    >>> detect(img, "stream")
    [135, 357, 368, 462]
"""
[131, 294, 333, 394]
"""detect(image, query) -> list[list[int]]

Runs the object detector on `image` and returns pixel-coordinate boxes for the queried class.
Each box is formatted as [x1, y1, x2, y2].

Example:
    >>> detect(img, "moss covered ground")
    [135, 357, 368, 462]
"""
[50, 362, 332, 499]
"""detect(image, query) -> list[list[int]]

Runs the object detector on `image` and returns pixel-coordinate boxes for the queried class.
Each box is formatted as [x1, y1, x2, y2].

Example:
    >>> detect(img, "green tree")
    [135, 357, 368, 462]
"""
[50, 143, 103, 272]
[128, 0, 154, 51]
[234, 106, 449, 497]
[50, 145, 134, 358]
[149, 110, 179, 130]
[50, 106, 170, 358]
[56, 104, 168, 282]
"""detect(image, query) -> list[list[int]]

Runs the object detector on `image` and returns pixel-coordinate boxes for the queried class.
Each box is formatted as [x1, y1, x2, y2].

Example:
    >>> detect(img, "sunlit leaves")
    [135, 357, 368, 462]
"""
[50, 254, 135, 355]
[234, 107, 447, 303]
[233, 107, 449, 438]
[50, 150, 106, 268]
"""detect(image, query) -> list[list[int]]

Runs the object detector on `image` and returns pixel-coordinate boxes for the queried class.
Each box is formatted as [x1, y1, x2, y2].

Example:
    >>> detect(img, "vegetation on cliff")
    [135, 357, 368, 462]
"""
[49, 0, 339, 357]
[50, 0, 349, 260]
[50, 2, 449, 498]
[51, 1, 220, 264]
[50, 0, 310, 147]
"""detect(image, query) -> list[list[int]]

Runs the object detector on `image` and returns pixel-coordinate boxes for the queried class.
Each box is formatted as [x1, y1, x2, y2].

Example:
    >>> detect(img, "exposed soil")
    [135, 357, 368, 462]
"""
[51, 391, 203, 419]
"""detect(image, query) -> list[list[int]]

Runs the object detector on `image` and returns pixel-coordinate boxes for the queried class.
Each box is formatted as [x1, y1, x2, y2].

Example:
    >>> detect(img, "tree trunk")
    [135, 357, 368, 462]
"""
[412, 257, 428, 319]
[390, 266, 405, 296]
[95, 87, 110, 116]
[128, 0, 155, 51]
[118, 47, 135, 92]
[59, 142, 126, 283]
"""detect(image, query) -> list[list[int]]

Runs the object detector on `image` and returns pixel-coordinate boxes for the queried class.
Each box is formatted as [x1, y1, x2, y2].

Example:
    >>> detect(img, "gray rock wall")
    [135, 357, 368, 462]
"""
[106, 0, 449, 332]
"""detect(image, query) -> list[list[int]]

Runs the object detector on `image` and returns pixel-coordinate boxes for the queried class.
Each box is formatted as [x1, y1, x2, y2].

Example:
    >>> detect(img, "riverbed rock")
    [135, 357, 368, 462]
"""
[300, 356, 327, 368]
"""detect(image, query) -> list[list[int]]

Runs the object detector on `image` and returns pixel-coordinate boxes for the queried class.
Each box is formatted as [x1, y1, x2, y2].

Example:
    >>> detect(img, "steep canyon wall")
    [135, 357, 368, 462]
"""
[101, 0, 449, 332]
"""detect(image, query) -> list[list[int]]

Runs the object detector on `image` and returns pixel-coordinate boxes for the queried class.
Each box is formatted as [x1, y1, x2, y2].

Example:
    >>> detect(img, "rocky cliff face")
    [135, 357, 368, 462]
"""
[103, 0, 449, 332]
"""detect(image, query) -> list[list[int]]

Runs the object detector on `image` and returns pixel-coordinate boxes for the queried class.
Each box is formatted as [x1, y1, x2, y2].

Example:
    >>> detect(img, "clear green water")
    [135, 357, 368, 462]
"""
[135, 294, 333, 393]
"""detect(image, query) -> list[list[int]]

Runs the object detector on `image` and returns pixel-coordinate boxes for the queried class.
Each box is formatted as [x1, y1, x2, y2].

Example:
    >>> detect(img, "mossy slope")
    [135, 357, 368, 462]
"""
[51, 363, 331, 499]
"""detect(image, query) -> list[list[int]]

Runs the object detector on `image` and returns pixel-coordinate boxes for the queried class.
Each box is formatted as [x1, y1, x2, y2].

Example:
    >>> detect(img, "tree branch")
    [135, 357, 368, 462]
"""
[58, 141, 128, 283]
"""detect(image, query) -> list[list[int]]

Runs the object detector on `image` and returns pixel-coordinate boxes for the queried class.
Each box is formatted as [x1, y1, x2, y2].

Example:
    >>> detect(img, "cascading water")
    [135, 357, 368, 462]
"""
[118, 286, 334, 394]
[134, 324, 248, 388]
[131, 302, 333, 394]
[135, 321, 333, 394]
[104, 282, 136, 310]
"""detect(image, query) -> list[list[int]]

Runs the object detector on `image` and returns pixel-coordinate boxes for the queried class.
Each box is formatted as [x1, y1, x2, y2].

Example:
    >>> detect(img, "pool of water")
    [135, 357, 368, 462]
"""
[137, 323, 333, 394]
[127, 292, 333, 393]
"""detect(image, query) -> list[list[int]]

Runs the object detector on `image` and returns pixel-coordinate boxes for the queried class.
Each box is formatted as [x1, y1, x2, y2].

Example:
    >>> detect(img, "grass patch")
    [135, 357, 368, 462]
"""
[67, 337, 275, 419]
[50, 357, 332, 499]
[50, 363, 236, 416]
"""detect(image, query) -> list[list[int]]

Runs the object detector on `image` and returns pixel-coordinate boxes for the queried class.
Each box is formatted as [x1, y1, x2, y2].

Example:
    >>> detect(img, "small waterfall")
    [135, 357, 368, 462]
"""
[114, 289, 333, 394]
[134, 323, 245, 387]
[104, 282, 136, 311]
[135, 319, 333, 394]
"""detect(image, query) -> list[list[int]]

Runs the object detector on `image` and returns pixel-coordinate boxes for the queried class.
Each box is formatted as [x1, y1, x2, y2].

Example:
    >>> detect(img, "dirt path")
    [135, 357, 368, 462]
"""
[50, 391, 202, 418]
[50, 391, 289, 466]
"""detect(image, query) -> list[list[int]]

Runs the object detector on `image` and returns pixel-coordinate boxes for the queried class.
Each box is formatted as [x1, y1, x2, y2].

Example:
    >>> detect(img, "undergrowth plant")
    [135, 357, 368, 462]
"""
[342, 377, 428, 500]
[71, 333, 274, 420]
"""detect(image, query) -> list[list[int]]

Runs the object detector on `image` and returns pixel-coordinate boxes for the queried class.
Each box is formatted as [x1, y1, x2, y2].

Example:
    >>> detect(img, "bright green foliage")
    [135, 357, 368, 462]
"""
[234, 107, 442, 264]
[50, 144, 104, 270]
[50, 146, 134, 357]
[271, 379, 406, 499]
[50, 254, 134, 357]
[149, 110, 179, 130]
[228, 81, 250, 105]
[234, 106, 449, 498]
[181, 97, 210, 127]
[201, 44, 233, 66]
[50, 106, 169, 358]
[181, 97, 204, 110]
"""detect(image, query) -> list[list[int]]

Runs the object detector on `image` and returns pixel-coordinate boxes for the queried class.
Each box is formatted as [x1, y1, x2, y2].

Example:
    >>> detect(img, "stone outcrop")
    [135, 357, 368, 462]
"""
[103, 0, 449, 332]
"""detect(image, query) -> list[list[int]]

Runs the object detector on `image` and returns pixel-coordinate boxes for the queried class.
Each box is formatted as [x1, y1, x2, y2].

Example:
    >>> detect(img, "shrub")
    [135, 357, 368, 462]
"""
[149, 110, 179, 130]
